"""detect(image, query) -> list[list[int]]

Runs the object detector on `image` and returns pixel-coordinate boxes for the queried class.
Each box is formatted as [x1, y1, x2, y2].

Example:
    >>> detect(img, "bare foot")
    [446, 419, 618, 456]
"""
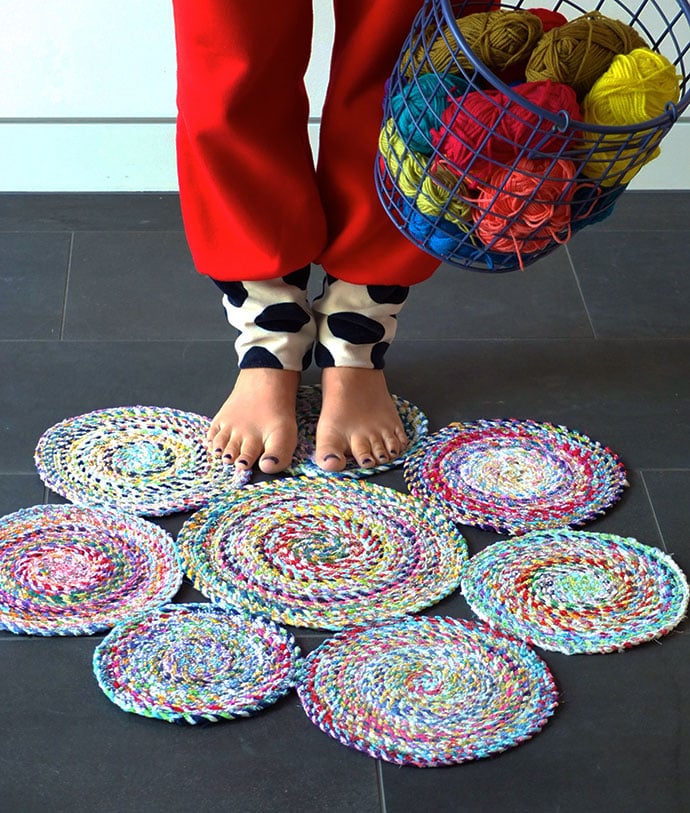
[314, 367, 408, 472]
[206, 368, 300, 474]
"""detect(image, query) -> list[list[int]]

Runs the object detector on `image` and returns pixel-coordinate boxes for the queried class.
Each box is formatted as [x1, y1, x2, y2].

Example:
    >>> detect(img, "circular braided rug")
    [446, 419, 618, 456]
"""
[297, 615, 558, 766]
[93, 603, 301, 723]
[403, 419, 628, 534]
[462, 530, 689, 654]
[35, 405, 251, 516]
[285, 385, 428, 477]
[177, 478, 467, 629]
[0, 504, 182, 636]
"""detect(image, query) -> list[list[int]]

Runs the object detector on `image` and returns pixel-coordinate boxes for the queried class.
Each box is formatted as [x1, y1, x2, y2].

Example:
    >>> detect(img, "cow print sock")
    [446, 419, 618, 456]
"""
[312, 277, 409, 369]
[213, 266, 315, 371]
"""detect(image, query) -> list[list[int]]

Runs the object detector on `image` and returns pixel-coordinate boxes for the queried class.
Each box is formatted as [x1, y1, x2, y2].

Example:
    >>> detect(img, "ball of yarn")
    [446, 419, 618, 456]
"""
[581, 48, 681, 186]
[403, 10, 544, 80]
[378, 119, 427, 197]
[525, 12, 649, 100]
[416, 164, 473, 226]
[431, 80, 580, 182]
[472, 157, 577, 264]
[389, 73, 468, 154]
[527, 8, 568, 33]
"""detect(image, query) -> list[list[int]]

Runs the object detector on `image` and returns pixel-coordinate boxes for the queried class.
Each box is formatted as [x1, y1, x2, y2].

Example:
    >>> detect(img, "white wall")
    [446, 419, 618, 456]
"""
[0, 0, 686, 191]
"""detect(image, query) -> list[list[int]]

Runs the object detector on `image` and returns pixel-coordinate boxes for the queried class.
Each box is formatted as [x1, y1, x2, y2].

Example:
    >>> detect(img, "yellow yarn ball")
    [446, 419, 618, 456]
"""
[416, 166, 472, 226]
[378, 119, 427, 197]
[403, 10, 543, 80]
[581, 48, 681, 186]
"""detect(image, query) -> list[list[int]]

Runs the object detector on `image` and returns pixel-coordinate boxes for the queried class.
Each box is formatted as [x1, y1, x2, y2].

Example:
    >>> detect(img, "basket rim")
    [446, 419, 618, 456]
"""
[438, 0, 690, 133]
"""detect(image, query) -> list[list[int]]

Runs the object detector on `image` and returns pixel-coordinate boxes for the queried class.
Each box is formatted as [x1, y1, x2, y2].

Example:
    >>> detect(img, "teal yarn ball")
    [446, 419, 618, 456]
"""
[389, 72, 468, 154]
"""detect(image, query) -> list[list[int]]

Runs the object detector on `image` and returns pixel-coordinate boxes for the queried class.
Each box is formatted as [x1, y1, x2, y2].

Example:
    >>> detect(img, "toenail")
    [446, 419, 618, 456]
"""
[389, 449, 398, 456]
[262, 455, 279, 464]
[361, 457, 373, 465]
[323, 453, 340, 461]
[237, 458, 249, 466]
[378, 454, 387, 461]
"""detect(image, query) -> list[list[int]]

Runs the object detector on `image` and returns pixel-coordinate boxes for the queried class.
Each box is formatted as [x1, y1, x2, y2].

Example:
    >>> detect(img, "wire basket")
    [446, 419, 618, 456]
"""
[375, 0, 690, 271]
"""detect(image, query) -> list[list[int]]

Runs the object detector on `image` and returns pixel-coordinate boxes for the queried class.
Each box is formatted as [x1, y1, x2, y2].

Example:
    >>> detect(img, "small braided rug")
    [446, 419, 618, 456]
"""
[403, 419, 628, 534]
[177, 478, 467, 629]
[462, 530, 689, 654]
[285, 385, 428, 477]
[297, 615, 558, 766]
[35, 405, 251, 516]
[93, 603, 301, 723]
[0, 504, 182, 636]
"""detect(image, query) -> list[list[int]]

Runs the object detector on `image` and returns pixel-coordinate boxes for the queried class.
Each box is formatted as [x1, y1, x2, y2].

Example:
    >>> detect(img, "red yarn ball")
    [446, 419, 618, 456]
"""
[431, 80, 580, 183]
[472, 156, 577, 261]
[527, 7, 568, 32]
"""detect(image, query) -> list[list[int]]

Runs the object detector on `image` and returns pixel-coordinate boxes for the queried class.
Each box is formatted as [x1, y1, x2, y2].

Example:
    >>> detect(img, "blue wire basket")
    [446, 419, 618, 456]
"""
[375, 0, 690, 272]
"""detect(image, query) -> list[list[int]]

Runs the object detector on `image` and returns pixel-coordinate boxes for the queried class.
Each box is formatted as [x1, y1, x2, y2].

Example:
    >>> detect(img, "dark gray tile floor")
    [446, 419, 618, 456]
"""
[1, 192, 689, 813]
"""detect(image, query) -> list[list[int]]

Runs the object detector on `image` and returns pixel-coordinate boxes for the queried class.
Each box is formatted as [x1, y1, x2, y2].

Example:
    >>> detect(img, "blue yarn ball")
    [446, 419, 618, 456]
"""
[405, 204, 512, 271]
[389, 73, 468, 155]
[570, 184, 625, 233]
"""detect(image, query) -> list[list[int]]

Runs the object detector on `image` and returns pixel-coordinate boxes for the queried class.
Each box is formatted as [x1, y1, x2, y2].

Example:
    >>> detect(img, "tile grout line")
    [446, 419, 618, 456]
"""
[375, 760, 387, 813]
[564, 244, 598, 340]
[638, 470, 668, 553]
[59, 232, 75, 341]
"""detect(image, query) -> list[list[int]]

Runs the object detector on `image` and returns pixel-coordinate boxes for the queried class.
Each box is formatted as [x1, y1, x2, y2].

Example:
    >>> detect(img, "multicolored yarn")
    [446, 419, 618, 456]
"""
[581, 48, 681, 186]
[403, 418, 629, 534]
[34, 405, 251, 516]
[375, 1, 689, 273]
[296, 615, 558, 766]
[525, 11, 649, 100]
[177, 478, 468, 630]
[0, 504, 182, 636]
[461, 530, 689, 654]
[285, 385, 428, 478]
[93, 603, 301, 723]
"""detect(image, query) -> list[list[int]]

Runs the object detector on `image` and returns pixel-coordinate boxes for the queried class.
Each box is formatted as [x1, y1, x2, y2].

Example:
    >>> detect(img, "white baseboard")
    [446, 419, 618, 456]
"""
[0, 119, 686, 192]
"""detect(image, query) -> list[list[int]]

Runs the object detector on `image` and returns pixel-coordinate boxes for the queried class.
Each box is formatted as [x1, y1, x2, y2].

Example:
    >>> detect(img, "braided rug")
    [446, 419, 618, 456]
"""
[177, 478, 467, 629]
[0, 504, 182, 636]
[462, 530, 689, 654]
[297, 615, 558, 766]
[93, 603, 301, 723]
[35, 405, 250, 516]
[403, 419, 628, 533]
[285, 385, 428, 477]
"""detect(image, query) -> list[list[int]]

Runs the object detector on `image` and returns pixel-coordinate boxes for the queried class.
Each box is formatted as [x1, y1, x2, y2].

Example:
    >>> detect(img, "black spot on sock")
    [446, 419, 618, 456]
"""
[282, 265, 311, 290]
[213, 280, 248, 307]
[301, 346, 313, 371]
[314, 342, 335, 368]
[239, 347, 284, 369]
[327, 312, 385, 344]
[367, 285, 409, 305]
[370, 342, 390, 369]
[255, 302, 311, 333]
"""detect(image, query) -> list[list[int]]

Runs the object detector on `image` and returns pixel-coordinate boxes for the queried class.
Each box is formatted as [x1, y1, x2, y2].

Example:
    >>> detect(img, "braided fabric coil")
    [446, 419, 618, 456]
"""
[286, 385, 429, 478]
[34, 405, 251, 516]
[297, 615, 558, 766]
[0, 504, 182, 636]
[93, 603, 301, 723]
[403, 419, 628, 534]
[461, 530, 689, 654]
[177, 478, 467, 629]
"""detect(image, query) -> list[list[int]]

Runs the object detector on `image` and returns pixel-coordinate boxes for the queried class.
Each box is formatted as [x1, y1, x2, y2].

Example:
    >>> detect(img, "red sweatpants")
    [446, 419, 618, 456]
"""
[172, 0, 441, 286]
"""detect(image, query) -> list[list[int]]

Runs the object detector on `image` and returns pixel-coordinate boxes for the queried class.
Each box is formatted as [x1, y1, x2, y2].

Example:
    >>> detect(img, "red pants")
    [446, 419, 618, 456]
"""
[172, 0, 441, 286]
